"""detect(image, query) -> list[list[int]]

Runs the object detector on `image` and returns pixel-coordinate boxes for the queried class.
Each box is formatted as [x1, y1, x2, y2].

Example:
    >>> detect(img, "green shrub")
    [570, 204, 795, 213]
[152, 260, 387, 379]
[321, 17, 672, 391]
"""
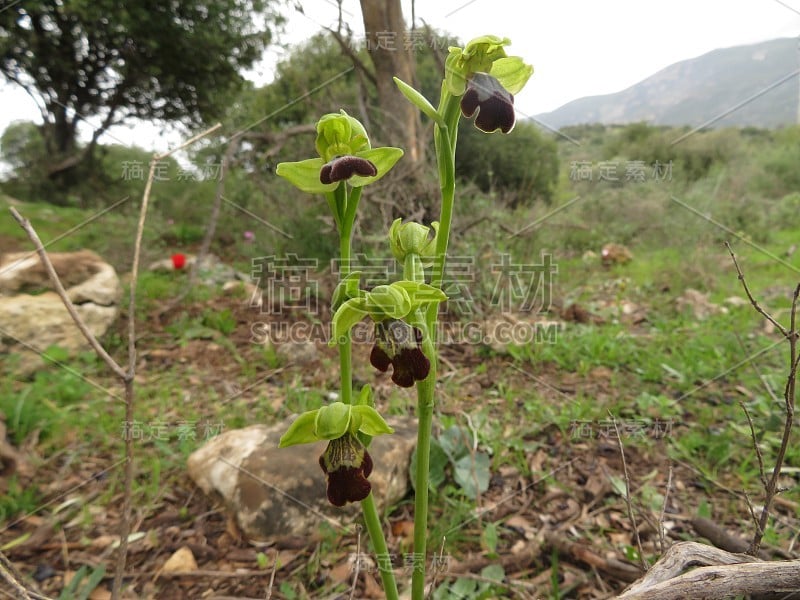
[455, 121, 559, 206]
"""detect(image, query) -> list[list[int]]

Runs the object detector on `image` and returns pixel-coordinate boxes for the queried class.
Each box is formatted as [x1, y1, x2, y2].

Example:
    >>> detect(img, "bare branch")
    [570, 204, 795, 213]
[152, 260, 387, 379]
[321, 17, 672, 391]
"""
[8, 207, 128, 380]
[725, 242, 789, 338]
[326, 29, 377, 87]
[738, 398, 767, 488]
[609, 412, 648, 572]
[0, 550, 34, 599]
[111, 121, 222, 600]
[658, 464, 673, 555]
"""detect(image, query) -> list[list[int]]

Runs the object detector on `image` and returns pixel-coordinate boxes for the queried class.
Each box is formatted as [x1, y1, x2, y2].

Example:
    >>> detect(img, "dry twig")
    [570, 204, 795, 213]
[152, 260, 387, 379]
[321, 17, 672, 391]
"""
[726, 243, 800, 554]
[9, 122, 222, 600]
[608, 412, 647, 572]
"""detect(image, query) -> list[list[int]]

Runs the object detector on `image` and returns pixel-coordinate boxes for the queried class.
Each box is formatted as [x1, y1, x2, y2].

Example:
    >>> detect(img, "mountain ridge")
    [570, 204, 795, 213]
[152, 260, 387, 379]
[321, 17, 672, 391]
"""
[535, 37, 800, 129]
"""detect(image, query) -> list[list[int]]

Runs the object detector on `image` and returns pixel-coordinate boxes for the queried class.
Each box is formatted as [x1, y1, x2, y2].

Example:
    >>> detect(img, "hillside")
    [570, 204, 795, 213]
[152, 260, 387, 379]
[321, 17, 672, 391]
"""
[536, 37, 800, 128]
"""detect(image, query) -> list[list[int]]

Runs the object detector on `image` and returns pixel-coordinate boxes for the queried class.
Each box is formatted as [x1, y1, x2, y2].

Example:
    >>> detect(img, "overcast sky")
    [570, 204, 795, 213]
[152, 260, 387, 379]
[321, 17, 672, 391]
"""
[1, 0, 799, 153]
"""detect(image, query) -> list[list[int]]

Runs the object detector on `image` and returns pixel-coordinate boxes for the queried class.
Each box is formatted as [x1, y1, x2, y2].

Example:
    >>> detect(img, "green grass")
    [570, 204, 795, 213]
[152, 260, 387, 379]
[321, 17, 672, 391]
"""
[3, 124, 800, 595]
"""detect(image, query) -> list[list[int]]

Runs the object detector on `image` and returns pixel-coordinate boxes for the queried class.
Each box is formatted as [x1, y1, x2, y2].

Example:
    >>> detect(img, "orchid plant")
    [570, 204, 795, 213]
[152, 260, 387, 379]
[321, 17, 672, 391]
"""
[276, 35, 532, 599]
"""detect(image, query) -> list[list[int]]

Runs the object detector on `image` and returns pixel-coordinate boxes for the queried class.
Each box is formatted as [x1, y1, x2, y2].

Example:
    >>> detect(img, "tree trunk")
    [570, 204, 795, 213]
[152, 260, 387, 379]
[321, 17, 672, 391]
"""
[360, 0, 421, 162]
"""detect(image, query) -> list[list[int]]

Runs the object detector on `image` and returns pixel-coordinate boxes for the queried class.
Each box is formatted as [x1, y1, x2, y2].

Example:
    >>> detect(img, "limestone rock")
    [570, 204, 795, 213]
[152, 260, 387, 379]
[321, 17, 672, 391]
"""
[187, 417, 416, 541]
[676, 288, 726, 320]
[0, 250, 121, 373]
[600, 243, 633, 267]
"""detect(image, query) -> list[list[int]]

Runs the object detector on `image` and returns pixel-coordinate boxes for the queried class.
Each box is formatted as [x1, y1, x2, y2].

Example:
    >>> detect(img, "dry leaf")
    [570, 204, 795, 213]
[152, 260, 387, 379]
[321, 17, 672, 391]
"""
[91, 535, 118, 549]
[88, 587, 111, 600]
[329, 559, 352, 584]
[162, 546, 198, 573]
[363, 572, 384, 598]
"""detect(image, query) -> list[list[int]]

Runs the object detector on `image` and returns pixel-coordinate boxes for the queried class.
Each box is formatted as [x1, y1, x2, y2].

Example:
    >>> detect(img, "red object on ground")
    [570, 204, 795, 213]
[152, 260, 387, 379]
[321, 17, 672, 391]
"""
[171, 253, 186, 269]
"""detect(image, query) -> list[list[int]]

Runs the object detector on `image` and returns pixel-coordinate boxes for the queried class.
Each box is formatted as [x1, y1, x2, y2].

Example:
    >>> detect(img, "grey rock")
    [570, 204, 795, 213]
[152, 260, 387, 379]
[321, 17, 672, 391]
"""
[187, 416, 416, 541]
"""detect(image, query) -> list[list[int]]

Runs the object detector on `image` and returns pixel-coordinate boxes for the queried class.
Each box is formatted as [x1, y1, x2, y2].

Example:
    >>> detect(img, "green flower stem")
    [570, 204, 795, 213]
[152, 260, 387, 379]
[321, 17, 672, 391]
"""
[336, 183, 398, 597]
[337, 184, 353, 406]
[411, 358, 436, 599]
[412, 91, 461, 600]
[361, 492, 399, 600]
[342, 185, 362, 234]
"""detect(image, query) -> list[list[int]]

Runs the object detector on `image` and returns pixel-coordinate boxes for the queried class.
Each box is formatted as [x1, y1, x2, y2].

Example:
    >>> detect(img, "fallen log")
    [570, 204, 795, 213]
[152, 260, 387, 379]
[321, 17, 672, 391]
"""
[617, 541, 800, 600]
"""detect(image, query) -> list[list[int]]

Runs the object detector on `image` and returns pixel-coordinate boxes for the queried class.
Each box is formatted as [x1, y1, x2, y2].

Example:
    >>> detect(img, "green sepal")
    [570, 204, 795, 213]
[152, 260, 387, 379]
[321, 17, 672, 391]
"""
[276, 157, 336, 194]
[278, 410, 320, 447]
[393, 77, 446, 128]
[331, 271, 363, 311]
[490, 56, 534, 95]
[330, 297, 368, 346]
[315, 402, 352, 440]
[355, 384, 372, 407]
[365, 284, 412, 319]
[391, 281, 447, 308]
[445, 35, 511, 96]
[352, 405, 394, 436]
[444, 48, 468, 96]
[347, 147, 404, 187]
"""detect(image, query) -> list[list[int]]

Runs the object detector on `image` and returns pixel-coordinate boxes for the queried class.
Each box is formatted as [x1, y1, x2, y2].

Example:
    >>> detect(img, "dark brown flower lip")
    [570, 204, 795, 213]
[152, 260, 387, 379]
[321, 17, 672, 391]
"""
[319, 434, 373, 507]
[460, 72, 516, 134]
[370, 320, 430, 387]
[320, 155, 378, 184]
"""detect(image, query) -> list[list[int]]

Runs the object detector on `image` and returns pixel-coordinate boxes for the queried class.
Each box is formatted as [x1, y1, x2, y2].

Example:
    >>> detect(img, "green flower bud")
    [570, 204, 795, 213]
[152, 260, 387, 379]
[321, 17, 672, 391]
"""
[444, 35, 532, 98]
[389, 219, 439, 266]
[315, 110, 370, 162]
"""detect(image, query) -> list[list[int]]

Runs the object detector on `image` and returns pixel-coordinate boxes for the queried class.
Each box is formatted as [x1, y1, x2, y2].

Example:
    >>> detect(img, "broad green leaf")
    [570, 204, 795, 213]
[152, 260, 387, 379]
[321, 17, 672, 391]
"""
[393, 77, 446, 128]
[315, 402, 351, 440]
[347, 147, 404, 187]
[480, 563, 505, 582]
[276, 158, 336, 194]
[409, 439, 448, 491]
[490, 56, 534, 95]
[454, 452, 490, 499]
[278, 410, 320, 447]
[352, 405, 394, 436]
